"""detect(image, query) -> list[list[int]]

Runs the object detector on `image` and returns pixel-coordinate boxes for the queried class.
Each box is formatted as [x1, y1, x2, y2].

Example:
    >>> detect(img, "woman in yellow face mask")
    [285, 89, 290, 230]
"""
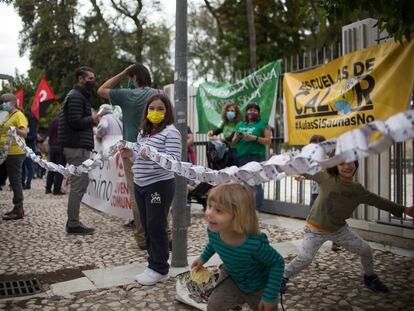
[119, 94, 182, 286]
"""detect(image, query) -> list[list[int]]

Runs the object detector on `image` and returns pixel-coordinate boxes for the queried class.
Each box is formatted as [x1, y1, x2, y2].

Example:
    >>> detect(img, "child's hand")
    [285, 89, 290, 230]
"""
[119, 145, 132, 158]
[294, 175, 305, 181]
[191, 258, 204, 271]
[140, 147, 149, 160]
[258, 300, 277, 311]
[404, 206, 414, 217]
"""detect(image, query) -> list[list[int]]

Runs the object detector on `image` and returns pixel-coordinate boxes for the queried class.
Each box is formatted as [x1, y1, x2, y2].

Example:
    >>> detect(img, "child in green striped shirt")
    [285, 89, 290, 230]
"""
[192, 183, 284, 311]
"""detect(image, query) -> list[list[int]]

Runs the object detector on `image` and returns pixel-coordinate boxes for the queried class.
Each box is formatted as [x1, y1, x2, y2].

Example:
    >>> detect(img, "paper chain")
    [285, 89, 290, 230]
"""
[1, 110, 414, 186]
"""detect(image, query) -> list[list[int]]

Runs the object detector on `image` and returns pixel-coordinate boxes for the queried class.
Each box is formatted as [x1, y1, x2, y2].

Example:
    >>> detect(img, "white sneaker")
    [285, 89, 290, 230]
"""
[135, 268, 169, 285]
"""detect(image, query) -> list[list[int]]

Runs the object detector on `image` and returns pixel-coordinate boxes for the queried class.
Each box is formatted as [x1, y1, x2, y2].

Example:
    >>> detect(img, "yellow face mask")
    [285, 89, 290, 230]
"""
[147, 111, 165, 124]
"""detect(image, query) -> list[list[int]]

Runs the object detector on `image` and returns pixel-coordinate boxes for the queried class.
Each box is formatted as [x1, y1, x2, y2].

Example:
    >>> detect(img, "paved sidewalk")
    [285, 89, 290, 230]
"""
[0, 179, 413, 310]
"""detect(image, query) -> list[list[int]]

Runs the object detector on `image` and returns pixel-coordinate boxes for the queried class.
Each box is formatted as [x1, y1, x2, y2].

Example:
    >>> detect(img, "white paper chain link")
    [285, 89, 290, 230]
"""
[1, 110, 414, 185]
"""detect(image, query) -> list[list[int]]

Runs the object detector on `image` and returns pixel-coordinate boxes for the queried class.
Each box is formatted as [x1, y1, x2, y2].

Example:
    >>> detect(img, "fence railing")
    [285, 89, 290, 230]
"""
[188, 41, 413, 229]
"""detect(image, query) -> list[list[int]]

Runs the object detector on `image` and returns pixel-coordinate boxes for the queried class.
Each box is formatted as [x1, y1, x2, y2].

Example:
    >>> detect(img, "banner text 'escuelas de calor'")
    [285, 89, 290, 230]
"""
[283, 37, 414, 145]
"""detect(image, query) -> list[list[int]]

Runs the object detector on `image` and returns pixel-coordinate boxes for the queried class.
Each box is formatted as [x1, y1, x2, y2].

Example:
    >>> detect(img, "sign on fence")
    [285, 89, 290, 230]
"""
[196, 60, 281, 133]
[283, 37, 414, 144]
[82, 135, 133, 220]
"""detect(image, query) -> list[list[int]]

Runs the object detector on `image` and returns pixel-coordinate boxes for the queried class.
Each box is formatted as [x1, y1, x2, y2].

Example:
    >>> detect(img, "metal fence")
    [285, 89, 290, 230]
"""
[187, 36, 414, 229]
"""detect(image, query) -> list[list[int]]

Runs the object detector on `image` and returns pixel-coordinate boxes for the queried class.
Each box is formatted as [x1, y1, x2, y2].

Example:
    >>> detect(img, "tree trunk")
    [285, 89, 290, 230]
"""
[246, 0, 256, 71]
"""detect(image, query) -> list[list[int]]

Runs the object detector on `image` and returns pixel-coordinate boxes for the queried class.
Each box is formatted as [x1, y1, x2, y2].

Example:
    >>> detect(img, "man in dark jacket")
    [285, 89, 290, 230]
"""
[58, 66, 98, 235]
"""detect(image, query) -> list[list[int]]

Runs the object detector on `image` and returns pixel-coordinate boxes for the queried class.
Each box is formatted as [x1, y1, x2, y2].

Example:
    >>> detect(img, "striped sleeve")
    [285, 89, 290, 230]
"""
[132, 125, 182, 186]
[131, 141, 140, 162]
[200, 240, 216, 263]
[199, 230, 216, 263]
[164, 126, 182, 161]
[253, 237, 285, 303]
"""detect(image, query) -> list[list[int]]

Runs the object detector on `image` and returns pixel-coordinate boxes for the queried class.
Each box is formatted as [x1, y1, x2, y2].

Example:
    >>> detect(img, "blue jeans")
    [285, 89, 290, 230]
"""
[134, 178, 176, 275]
[238, 155, 265, 212]
[46, 145, 65, 193]
[22, 157, 34, 186]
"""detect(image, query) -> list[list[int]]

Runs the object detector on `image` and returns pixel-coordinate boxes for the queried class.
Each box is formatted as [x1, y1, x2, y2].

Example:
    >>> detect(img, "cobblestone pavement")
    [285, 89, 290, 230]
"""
[0, 179, 413, 310]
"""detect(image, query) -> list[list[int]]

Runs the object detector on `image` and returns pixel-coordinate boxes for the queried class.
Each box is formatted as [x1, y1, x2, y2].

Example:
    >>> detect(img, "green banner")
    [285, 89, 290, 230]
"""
[196, 60, 281, 133]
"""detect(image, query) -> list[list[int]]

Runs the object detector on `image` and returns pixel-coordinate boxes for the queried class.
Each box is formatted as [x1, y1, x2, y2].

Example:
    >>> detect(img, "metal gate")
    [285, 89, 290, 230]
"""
[186, 20, 414, 229]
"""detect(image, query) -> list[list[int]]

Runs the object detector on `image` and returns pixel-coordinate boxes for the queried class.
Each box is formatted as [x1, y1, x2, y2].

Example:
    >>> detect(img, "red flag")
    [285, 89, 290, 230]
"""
[15, 89, 24, 109]
[31, 77, 55, 119]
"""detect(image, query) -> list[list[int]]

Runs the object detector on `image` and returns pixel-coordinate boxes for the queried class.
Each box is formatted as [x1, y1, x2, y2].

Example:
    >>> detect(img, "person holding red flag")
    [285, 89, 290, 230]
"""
[14, 89, 23, 109]
[31, 77, 55, 120]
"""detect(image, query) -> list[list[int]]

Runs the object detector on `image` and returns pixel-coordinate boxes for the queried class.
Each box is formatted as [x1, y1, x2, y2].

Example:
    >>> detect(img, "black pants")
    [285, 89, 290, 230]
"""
[238, 155, 265, 212]
[6, 154, 26, 211]
[134, 178, 175, 275]
[22, 157, 34, 187]
[225, 148, 239, 167]
[46, 145, 66, 193]
[0, 161, 7, 186]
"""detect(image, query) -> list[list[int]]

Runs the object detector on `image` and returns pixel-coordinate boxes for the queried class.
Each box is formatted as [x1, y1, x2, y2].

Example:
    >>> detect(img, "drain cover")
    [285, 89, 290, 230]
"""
[0, 279, 42, 298]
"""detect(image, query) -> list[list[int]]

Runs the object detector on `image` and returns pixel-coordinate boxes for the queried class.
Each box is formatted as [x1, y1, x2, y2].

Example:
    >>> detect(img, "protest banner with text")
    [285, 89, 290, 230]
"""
[196, 60, 281, 132]
[283, 37, 414, 145]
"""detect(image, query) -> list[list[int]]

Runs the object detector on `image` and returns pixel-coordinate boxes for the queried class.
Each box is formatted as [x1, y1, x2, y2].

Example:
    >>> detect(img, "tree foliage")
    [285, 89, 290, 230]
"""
[188, 0, 344, 82]
[83, 0, 172, 88]
[7, 0, 413, 112]
[189, 0, 413, 82]
[12, 0, 173, 114]
[321, 0, 414, 42]
[15, 0, 80, 100]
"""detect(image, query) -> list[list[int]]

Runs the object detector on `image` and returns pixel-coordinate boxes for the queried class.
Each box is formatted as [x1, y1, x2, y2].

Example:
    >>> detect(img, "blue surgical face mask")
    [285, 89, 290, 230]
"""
[2, 102, 13, 112]
[127, 80, 135, 89]
[226, 111, 235, 121]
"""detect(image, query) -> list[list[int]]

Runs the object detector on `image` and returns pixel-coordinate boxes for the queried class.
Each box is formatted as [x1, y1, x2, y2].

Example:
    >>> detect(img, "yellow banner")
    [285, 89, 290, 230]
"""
[283, 37, 414, 145]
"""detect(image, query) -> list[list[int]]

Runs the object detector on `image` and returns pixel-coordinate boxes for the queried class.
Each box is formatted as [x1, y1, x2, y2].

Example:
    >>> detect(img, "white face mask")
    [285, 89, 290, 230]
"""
[2, 102, 13, 111]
